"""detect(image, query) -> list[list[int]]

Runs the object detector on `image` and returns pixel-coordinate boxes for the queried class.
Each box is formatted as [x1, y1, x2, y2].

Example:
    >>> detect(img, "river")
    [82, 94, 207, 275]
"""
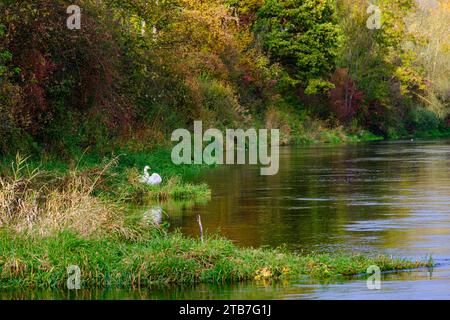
[4, 138, 449, 300]
[163, 138, 450, 299]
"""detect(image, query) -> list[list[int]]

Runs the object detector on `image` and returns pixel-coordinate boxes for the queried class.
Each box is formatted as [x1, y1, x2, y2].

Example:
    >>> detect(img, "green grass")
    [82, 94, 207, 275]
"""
[0, 230, 432, 289]
[122, 178, 211, 202]
[413, 128, 450, 139]
[0, 149, 212, 203]
[351, 130, 385, 142]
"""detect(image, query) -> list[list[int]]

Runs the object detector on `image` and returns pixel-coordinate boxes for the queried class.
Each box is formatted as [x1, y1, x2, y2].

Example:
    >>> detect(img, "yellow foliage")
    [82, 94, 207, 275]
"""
[254, 267, 272, 280]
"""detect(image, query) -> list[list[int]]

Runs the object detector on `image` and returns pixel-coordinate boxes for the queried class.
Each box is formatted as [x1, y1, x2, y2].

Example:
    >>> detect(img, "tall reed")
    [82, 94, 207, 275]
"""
[0, 155, 127, 237]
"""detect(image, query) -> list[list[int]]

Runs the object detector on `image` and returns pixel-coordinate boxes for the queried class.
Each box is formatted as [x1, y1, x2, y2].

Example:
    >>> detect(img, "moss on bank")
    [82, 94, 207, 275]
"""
[0, 231, 432, 289]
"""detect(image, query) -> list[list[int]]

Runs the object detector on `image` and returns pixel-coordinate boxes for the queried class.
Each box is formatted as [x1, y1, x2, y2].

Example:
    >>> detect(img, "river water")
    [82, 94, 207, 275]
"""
[4, 139, 449, 300]
[160, 138, 450, 299]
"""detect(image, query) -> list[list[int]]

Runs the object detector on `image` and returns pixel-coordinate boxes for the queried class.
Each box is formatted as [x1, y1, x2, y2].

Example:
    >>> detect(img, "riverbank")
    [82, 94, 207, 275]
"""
[0, 230, 432, 289]
[0, 150, 212, 204]
[0, 127, 378, 205]
[0, 152, 434, 289]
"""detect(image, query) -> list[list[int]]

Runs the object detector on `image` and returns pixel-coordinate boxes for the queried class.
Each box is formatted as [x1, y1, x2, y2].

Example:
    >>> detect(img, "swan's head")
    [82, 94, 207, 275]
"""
[144, 166, 151, 173]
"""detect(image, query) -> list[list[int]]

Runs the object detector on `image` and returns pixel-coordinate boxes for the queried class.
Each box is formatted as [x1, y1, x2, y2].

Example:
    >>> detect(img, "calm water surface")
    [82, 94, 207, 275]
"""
[5, 139, 450, 300]
[165, 138, 450, 299]
[174, 139, 450, 257]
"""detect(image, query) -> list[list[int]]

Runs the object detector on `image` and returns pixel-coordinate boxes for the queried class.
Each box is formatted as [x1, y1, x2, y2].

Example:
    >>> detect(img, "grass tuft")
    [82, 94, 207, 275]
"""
[0, 231, 433, 289]
[118, 169, 211, 203]
[0, 155, 129, 237]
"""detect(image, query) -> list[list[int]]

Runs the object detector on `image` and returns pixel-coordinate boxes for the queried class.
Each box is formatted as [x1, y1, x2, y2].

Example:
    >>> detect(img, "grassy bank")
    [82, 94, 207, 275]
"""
[0, 126, 381, 207]
[413, 129, 450, 139]
[0, 151, 212, 205]
[0, 149, 435, 290]
[0, 230, 432, 289]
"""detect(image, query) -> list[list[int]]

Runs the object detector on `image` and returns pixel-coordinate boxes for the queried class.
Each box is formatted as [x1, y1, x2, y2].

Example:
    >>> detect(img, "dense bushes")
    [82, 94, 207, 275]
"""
[406, 106, 442, 135]
[0, 0, 448, 158]
[1, 0, 284, 156]
[0, 0, 130, 155]
[335, 0, 449, 137]
[255, 0, 341, 93]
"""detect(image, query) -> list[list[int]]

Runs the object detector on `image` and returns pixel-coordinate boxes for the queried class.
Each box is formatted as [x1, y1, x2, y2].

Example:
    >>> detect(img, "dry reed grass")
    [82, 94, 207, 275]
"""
[0, 155, 128, 237]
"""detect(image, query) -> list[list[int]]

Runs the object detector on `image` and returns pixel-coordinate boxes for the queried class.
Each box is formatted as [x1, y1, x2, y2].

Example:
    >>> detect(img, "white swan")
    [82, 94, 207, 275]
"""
[139, 166, 162, 185]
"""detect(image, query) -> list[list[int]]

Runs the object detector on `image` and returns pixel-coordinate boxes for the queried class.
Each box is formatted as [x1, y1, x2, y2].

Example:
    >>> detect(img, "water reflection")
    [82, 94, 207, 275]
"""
[168, 139, 450, 261]
[153, 138, 449, 299]
[142, 206, 163, 225]
[5, 267, 449, 300]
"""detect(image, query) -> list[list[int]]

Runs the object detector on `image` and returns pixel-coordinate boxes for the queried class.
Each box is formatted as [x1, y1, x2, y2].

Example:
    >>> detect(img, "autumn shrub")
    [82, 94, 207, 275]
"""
[198, 77, 250, 127]
[265, 106, 292, 145]
[328, 68, 364, 124]
[0, 22, 25, 153]
[2, 0, 447, 160]
[0, 0, 132, 155]
[406, 106, 442, 134]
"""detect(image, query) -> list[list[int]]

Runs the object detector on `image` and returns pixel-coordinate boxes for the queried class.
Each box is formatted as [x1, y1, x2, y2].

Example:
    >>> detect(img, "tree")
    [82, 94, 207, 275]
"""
[335, 0, 429, 136]
[255, 0, 342, 94]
